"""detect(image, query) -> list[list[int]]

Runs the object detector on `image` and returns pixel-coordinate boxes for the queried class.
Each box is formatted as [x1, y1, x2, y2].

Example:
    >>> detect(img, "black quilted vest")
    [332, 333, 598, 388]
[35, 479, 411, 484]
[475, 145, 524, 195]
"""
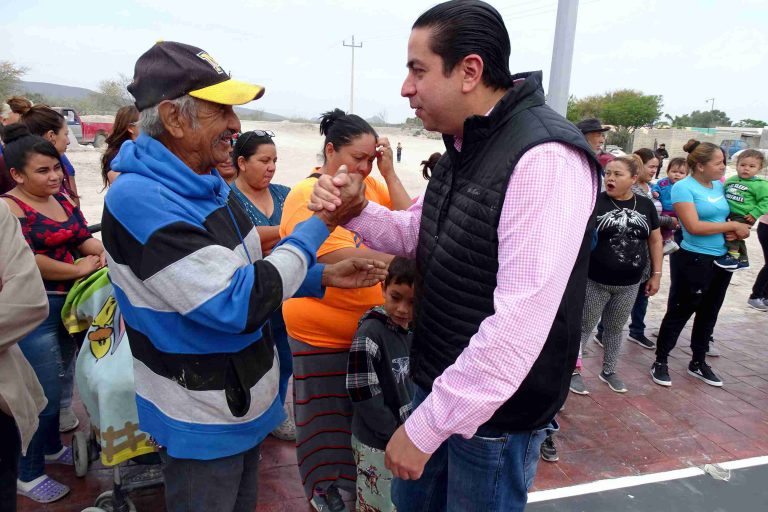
[413, 71, 601, 432]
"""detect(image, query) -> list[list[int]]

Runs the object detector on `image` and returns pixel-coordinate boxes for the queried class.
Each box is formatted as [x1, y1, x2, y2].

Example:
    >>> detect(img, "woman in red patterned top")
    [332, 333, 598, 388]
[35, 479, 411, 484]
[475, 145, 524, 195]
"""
[1, 124, 104, 504]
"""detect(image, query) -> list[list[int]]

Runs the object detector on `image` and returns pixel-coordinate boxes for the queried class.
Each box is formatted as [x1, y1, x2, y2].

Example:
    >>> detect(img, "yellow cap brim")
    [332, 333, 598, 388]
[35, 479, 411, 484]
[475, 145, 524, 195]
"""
[189, 78, 265, 105]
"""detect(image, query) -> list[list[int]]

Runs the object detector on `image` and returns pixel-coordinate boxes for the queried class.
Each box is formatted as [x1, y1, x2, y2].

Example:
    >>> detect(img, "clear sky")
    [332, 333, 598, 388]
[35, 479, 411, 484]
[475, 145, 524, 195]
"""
[2, 0, 767, 123]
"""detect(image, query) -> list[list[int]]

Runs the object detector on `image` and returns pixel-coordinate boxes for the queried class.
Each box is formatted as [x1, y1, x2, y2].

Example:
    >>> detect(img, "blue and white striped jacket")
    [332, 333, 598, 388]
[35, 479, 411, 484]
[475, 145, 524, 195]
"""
[103, 134, 328, 460]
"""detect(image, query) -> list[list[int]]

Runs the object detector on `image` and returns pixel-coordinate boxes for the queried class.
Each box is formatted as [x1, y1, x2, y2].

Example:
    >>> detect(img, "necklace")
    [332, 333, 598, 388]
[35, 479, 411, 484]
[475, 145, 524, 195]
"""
[609, 193, 636, 212]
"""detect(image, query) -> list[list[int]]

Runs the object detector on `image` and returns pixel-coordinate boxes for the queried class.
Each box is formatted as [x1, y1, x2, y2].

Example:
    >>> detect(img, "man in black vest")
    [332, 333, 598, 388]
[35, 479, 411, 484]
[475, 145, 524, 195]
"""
[309, 1, 601, 510]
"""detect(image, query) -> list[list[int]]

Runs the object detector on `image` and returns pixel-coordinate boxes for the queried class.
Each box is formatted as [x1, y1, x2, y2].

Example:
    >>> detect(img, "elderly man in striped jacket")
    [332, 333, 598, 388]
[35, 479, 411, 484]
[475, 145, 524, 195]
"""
[102, 41, 385, 512]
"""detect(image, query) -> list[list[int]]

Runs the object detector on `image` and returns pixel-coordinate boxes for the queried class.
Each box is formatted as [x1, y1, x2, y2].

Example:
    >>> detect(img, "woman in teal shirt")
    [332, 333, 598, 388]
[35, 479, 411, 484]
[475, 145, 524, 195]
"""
[229, 130, 295, 440]
[651, 140, 751, 388]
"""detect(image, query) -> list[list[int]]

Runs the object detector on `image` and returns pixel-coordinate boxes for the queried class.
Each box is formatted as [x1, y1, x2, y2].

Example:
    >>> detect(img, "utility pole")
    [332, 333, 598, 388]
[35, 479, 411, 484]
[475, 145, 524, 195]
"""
[343, 35, 363, 114]
[547, 0, 580, 117]
[706, 97, 715, 112]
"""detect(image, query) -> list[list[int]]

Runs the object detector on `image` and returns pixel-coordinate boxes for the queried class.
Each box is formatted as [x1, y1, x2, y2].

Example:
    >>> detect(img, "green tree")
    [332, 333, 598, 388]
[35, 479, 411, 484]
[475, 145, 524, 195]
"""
[599, 90, 663, 130]
[568, 89, 662, 131]
[734, 118, 767, 128]
[672, 110, 731, 128]
[606, 127, 632, 151]
[20, 91, 48, 105]
[404, 116, 423, 127]
[0, 60, 28, 100]
[90, 73, 133, 113]
[567, 94, 605, 123]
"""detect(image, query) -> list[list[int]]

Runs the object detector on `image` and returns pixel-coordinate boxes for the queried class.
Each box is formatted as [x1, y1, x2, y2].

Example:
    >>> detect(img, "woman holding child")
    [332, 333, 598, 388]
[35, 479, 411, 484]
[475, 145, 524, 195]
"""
[279, 109, 410, 511]
[651, 140, 751, 388]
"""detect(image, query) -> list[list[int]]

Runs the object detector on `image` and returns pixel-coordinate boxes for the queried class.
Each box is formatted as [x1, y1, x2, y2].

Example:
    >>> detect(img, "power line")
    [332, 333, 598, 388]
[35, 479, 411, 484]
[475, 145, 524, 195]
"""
[343, 35, 363, 114]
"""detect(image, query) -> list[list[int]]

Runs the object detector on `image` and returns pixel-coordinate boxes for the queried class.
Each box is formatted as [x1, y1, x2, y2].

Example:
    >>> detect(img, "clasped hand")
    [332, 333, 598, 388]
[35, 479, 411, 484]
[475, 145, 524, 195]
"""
[309, 165, 368, 229]
[309, 165, 383, 288]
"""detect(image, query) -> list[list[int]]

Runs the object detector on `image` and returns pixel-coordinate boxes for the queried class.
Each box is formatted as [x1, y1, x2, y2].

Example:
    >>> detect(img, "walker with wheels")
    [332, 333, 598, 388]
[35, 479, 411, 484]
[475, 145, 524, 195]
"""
[62, 263, 163, 512]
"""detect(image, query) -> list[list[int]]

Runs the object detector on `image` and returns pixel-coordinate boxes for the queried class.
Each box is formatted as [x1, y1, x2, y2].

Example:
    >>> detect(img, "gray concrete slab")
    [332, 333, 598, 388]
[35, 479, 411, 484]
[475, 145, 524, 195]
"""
[527, 464, 768, 512]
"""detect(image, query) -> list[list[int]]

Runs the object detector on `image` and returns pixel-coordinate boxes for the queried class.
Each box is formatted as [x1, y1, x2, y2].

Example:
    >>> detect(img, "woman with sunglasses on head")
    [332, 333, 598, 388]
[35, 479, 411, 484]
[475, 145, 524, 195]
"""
[229, 129, 296, 440]
[230, 130, 287, 255]
[100, 105, 139, 187]
[1, 124, 105, 504]
[279, 109, 411, 511]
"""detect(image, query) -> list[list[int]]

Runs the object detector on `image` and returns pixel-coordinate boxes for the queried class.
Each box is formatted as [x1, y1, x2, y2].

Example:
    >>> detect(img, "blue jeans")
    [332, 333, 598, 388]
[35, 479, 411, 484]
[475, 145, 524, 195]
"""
[17, 295, 75, 482]
[392, 385, 551, 512]
[59, 352, 76, 409]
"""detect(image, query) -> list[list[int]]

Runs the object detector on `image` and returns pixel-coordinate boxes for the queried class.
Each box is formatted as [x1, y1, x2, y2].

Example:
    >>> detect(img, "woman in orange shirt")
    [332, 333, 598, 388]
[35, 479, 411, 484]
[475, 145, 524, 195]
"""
[280, 109, 411, 511]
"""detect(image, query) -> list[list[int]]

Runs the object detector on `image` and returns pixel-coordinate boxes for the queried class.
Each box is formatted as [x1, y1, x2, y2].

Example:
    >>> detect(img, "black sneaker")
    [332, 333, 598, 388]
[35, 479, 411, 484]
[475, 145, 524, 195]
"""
[714, 255, 740, 270]
[688, 361, 723, 387]
[651, 362, 671, 387]
[540, 434, 558, 462]
[628, 333, 655, 349]
[728, 260, 750, 272]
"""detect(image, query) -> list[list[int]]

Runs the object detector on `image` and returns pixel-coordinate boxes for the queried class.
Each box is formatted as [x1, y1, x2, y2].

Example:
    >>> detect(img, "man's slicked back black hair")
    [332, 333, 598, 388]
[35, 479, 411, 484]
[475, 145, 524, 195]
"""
[413, 0, 513, 90]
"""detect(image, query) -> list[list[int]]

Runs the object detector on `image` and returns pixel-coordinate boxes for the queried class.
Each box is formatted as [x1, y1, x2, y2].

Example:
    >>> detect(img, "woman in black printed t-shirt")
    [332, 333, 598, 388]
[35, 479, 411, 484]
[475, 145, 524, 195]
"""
[577, 156, 663, 394]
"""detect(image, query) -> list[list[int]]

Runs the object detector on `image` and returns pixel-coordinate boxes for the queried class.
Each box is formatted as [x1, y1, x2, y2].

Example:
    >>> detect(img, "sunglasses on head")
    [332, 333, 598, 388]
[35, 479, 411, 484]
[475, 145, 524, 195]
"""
[232, 130, 275, 147]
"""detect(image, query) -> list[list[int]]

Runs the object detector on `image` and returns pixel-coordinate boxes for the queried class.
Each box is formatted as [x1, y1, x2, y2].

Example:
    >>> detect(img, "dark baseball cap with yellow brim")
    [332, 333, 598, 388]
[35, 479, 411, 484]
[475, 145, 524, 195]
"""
[128, 41, 265, 111]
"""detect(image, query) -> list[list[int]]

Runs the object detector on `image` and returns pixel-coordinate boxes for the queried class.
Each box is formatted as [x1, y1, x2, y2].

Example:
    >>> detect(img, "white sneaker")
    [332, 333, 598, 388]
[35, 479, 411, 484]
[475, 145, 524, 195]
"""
[747, 298, 768, 312]
[663, 239, 680, 255]
[271, 402, 296, 441]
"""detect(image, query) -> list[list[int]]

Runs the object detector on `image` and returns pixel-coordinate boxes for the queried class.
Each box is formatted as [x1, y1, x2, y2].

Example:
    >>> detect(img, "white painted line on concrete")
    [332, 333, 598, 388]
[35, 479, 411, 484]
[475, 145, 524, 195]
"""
[527, 456, 768, 503]
[719, 455, 768, 471]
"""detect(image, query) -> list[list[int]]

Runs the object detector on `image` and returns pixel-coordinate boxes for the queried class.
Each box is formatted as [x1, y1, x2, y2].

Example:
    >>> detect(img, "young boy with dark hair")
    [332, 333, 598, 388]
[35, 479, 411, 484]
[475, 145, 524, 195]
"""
[346, 257, 416, 512]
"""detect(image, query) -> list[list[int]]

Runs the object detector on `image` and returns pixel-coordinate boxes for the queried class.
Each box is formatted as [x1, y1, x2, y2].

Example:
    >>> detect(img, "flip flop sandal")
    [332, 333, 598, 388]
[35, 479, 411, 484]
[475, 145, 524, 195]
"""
[44, 446, 74, 465]
[17, 476, 70, 503]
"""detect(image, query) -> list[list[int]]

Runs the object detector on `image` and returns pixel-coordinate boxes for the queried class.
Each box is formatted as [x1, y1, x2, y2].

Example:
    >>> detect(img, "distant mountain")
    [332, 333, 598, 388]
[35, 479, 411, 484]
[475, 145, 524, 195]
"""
[18, 80, 96, 100]
[366, 115, 387, 126]
[16, 80, 287, 121]
[234, 106, 286, 122]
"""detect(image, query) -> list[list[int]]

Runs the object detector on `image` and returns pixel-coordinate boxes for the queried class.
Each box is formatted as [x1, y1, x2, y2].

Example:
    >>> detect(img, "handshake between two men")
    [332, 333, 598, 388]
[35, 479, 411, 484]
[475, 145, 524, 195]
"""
[306, 166, 385, 289]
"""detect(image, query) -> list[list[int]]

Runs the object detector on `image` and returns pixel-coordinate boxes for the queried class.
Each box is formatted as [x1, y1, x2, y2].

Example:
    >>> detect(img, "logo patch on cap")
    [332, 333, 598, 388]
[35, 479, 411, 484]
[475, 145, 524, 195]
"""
[196, 51, 225, 75]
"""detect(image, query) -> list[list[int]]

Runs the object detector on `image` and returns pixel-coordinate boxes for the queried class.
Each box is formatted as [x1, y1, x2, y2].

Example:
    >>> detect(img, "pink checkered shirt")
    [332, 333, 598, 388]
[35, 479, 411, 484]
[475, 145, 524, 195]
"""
[345, 141, 597, 454]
